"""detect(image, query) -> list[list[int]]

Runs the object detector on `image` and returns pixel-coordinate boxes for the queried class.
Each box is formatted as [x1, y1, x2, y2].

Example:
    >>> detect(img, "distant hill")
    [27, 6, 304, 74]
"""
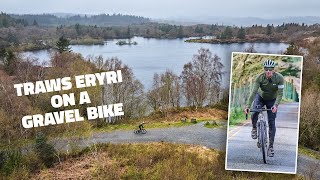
[7, 13, 320, 27]
[11, 13, 150, 27]
[168, 16, 320, 26]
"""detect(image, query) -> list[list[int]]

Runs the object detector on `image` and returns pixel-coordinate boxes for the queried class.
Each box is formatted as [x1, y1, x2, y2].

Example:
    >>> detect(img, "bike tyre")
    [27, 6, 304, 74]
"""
[141, 129, 147, 134]
[260, 121, 267, 164]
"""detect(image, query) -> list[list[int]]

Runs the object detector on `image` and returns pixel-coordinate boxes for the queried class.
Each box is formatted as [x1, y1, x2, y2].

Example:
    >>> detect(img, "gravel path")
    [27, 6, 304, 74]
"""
[53, 121, 228, 152]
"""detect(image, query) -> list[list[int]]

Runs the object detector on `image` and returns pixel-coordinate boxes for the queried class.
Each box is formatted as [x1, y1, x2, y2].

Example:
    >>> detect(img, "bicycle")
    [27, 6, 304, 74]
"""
[134, 128, 147, 134]
[246, 106, 272, 164]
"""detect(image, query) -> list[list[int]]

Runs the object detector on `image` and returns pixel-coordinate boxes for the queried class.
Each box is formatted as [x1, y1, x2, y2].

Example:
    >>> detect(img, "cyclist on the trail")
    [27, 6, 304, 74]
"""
[244, 59, 284, 157]
[138, 122, 145, 131]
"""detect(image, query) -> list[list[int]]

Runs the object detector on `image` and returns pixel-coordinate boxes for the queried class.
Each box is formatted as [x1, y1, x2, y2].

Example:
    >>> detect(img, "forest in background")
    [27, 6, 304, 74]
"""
[11, 13, 150, 26]
[1, 13, 150, 27]
[2, 12, 320, 51]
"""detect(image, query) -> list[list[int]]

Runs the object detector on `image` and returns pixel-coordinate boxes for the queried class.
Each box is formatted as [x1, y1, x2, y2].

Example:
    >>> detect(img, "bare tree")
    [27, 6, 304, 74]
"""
[0, 74, 33, 143]
[147, 70, 180, 116]
[147, 73, 162, 111]
[181, 48, 224, 108]
[101, 57, 145, 123]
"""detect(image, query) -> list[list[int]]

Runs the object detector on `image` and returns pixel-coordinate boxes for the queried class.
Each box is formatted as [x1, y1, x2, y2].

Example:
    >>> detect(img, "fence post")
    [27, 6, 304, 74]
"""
[232, 82, 237, 109]
[291, 79, 294, 100]
[249, 78, 253, 95]
[284, 81, 287, 99]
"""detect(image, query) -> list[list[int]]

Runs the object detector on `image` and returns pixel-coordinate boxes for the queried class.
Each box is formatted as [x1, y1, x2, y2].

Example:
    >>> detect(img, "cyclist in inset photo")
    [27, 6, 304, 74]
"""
[244, 59, 284, 157]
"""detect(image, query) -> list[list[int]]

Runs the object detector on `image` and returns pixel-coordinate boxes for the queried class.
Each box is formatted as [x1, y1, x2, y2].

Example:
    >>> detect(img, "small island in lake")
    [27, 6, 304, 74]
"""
[116, 40, 138, 46]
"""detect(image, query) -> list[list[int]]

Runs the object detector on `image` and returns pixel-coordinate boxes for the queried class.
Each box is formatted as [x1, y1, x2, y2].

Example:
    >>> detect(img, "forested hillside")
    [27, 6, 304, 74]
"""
[11, 13, 150, 26]
[0, 13, 29, 27]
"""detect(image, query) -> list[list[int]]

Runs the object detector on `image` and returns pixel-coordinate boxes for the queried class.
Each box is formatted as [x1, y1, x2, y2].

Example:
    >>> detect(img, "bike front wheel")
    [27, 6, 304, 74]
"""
[141, 129, 147, 134]
[259, 121, 267, 164]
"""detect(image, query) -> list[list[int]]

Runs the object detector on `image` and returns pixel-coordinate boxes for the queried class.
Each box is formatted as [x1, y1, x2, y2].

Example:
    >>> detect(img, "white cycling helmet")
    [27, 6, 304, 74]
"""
[263, 59, 275, 68]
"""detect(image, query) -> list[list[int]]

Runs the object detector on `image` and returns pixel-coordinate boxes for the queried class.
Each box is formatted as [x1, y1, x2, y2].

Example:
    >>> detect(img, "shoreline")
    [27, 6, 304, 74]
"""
[185, 37, 287, 44]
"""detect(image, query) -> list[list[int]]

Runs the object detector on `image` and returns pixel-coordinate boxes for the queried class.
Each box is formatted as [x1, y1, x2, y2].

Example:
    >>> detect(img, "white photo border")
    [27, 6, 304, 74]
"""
[224, 52, 304, 174]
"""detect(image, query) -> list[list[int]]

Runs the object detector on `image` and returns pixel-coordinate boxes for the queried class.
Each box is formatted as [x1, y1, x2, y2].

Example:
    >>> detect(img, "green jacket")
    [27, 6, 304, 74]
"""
[246, 72, 284, 108]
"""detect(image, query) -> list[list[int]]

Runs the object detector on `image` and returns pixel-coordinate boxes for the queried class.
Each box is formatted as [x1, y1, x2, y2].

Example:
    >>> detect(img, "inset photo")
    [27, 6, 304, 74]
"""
[225, 52, 303, 174]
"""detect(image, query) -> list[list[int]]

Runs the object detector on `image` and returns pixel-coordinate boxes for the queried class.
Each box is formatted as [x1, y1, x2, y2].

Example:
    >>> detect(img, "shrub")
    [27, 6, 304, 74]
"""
[34, 133, 57, 167]
[0, 149, 23, 176]
[24, 152, 43, 173]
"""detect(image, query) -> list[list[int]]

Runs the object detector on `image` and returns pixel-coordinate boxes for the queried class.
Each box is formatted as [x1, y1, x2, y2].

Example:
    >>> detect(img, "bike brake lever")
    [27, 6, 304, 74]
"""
[245, 109, 249, 120]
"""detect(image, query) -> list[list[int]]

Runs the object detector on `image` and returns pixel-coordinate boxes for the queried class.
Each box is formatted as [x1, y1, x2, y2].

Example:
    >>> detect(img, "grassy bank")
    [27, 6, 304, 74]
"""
[204, 121, 220, 128]
[70, 38, 105, 45]
[229, 107, 246, 126]
[299, 146, 320, 160]
[35, 142, 301, 179]
[185, 36, 284, 44]
[12, 38, 105, 53]
[11, 43, 52, 51]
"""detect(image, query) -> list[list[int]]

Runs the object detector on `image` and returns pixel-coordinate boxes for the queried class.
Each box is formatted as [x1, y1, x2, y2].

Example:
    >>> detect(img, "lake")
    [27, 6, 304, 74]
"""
[22, 37, 288, 89]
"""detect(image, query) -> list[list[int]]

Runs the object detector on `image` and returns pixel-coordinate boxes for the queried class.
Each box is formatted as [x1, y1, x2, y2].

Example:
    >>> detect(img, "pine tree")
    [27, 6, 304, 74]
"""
[177, 26, 184, 38]
[32, 19, 38, 26]
[75, 23, 81, 35]
[126, 26, 131, 37]
[237, 27, 246, 39]
[35, 133, 57, 167]
[56, 36, 71, 53]
[266, 24, 272, 35]
[220, 26, 233, 39]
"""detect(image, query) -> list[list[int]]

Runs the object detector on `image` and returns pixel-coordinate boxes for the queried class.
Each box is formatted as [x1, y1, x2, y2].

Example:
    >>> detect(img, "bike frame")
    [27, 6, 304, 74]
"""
[134, 128, 147, 134]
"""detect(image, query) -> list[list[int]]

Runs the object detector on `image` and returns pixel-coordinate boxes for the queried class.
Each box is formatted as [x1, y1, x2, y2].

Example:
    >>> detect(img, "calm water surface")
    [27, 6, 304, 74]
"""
[23, 37, 288, 89]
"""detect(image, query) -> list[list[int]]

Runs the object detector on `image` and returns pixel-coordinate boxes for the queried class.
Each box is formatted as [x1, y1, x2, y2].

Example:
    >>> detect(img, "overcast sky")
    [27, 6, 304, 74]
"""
[1, 0, 320, 19]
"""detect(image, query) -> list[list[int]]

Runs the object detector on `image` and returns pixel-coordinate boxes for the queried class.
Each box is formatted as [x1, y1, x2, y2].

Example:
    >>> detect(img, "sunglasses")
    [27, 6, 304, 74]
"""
[264, 67, 274, 71]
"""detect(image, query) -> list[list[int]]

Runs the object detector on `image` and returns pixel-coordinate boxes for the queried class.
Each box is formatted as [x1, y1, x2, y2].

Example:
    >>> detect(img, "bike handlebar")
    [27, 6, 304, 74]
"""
[250, 108, 272, 112]
[245, 108, 273, 120]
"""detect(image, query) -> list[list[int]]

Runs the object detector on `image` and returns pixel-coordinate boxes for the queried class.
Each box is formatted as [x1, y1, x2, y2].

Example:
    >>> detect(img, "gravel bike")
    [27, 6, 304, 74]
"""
[134, 128, 147, 134]
[246, 106, 272, 164]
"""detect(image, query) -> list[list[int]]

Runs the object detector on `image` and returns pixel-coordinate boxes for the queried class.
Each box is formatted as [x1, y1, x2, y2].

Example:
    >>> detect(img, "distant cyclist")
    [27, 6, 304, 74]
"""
[138, 122, 145, 131]
[244, 59, 284, 157]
